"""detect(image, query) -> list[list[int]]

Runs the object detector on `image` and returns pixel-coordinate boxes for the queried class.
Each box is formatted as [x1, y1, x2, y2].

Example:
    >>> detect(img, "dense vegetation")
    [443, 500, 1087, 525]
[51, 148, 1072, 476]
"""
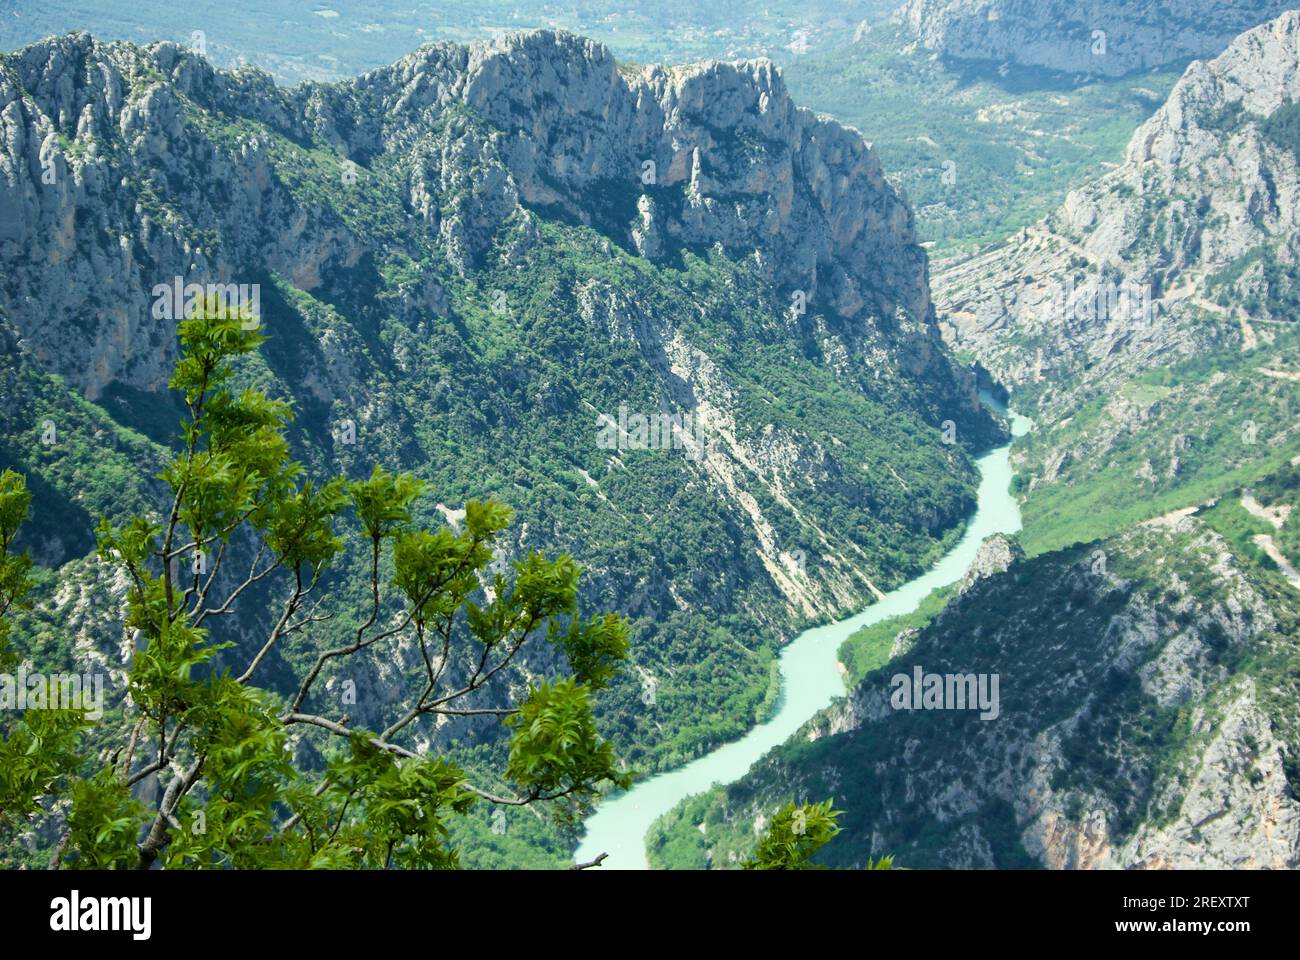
[837, 582, 956, 685]
[653, 511, 1300, 868]
[0, 303, 634, 868]
[0, 28, 1007, 867]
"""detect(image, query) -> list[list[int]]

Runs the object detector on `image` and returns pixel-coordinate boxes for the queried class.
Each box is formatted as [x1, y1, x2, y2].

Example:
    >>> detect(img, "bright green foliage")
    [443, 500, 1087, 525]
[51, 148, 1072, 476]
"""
[649, 787, 899, 870]
[8, 301, 631, 869]
[506, 678, 631, 805]
[0, 706, 90, 833]
[0, 468, 33, 668]
[554, 613, 628, 691]
[0, 471, 93, 830]
[1012, 328, 1300, 557]
[743, 799, 843, 870]
[351, 466, 426, 542]
[257, 478, 348, 574]
[157, 679, 297, 869]
[65, 770, 146, 869]
[2, 73, 997, 792]
[838, 583, 956, 686]
[321, 737, 476, 870]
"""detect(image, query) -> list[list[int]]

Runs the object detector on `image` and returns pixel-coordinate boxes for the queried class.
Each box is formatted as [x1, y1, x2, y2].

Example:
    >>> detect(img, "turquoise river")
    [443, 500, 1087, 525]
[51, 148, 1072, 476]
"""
[576, 406, 1032, 868]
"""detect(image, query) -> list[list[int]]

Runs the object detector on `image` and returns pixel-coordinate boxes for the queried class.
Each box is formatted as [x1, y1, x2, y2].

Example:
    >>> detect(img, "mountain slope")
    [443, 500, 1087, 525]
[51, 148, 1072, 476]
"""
[649, 12, 1300, 872]
[940, 10, 1300, 411]
[652, 501, 1300, 869]
[934, 10, 1300, 552]
[902, 0, 1296, 77]
[0, 27, 1000, 839]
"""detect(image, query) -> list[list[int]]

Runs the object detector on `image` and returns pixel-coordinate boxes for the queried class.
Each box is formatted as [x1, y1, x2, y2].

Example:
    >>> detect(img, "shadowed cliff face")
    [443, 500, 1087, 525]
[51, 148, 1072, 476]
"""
[0, 29, 1001, 779]
[902, 0, 1295, 77]
[659, 504, 1300, 869]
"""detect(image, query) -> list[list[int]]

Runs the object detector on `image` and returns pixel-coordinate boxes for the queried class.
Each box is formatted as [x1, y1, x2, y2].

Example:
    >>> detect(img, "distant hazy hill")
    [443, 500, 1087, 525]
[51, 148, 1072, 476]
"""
[902, 0, 1296, 77]
[933, 11, 1300, 552]
[0, 0, 893, 84]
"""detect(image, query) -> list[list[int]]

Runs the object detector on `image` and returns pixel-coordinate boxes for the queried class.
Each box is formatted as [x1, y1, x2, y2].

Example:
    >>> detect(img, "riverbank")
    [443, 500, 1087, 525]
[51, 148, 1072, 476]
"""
[576, 409, 1032, 868]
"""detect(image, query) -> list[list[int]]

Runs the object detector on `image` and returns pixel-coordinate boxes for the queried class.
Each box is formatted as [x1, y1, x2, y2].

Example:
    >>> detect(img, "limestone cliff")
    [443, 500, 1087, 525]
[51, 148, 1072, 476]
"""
[902, 0, 1295, 77]
[0, 30, 999, 775]
[936, 10, 1300, 420]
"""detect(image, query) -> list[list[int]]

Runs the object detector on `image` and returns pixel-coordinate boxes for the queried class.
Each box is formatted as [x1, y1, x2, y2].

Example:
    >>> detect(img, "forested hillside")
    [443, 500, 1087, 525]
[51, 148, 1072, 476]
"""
[648, 10, 1300, 872]
[0, 28, 999, 866]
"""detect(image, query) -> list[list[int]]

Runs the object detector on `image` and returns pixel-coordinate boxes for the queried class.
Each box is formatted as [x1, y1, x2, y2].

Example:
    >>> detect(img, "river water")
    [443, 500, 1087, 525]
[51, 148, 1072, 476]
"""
[576, 409, 1031, 868]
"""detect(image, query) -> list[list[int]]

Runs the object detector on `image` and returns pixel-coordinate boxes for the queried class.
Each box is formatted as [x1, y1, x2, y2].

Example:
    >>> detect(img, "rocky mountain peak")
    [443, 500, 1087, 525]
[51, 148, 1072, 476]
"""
[372, 29, 923, 324]
[935, 7, 1300, 416]
[1128, 9, 1300, 168]
[0, 28, 953, 399]
[957, 533, 1024, 594]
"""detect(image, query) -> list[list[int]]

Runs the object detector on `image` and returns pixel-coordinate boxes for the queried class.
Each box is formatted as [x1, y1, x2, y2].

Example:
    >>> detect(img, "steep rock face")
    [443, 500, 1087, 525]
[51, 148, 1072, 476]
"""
[385, 33, 929, 322]
[0, 35, 365, 397]
[0, 30, 950, 402]
[936, 10, 1300, 420]
[902, 0, 1294, 77]
[0, 30, 1000, 773]
[956, 532, 1023, 594]
[676, 512, 1300, 868]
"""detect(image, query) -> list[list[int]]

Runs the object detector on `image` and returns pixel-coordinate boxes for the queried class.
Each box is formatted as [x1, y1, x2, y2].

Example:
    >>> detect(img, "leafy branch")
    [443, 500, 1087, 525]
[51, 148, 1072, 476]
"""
[14, 298, 632, 869]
